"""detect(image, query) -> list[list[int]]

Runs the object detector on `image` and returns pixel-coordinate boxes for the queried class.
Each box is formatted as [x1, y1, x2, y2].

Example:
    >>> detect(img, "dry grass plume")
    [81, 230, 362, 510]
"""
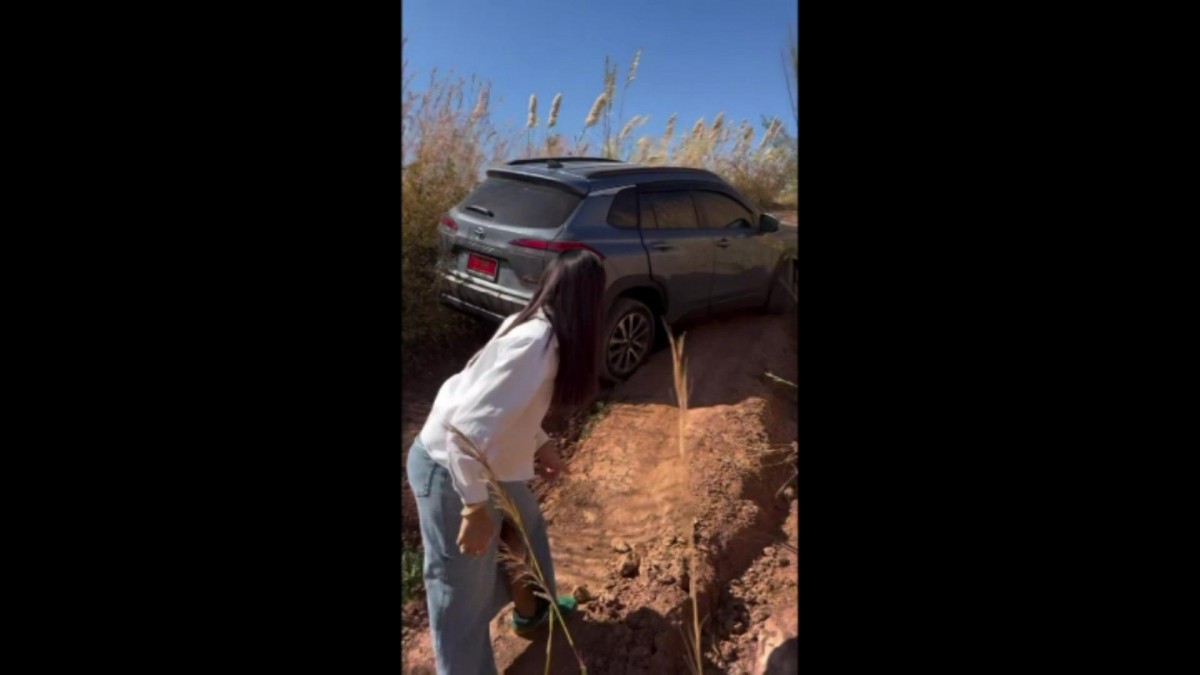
[584, 92, 608, 129]
[548, 93, 562, 128]
[664, 323, 704, 675]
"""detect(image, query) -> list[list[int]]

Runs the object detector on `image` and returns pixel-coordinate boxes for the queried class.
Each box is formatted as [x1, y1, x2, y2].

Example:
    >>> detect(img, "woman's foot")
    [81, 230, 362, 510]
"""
[511, 595, 578, 637]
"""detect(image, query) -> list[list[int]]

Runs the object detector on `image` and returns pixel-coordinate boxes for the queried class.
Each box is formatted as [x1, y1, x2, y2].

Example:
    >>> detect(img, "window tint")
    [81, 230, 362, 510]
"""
[693, 191, 754, 229]
[607, 188, 639, 229]
[640, 191, 699, 230]
[459, 177, 583, 229]
[639, 194, 656, 229]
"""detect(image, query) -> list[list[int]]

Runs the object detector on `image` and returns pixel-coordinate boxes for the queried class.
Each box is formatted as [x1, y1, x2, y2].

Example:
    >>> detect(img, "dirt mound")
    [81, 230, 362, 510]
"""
[403, 308, 798, 674]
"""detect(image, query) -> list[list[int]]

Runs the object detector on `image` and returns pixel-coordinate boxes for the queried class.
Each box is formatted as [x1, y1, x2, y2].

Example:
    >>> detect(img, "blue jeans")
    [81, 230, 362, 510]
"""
[407, 437, 559, 675]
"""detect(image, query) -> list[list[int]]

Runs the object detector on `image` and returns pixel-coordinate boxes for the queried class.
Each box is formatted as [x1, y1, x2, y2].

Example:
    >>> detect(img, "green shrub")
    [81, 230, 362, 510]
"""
[401, 535, 424, 604]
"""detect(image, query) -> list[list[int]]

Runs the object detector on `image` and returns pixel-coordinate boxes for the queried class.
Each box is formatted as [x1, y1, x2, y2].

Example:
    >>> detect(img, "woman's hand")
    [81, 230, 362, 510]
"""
[457, 506, 496, 557]
[535, 442, 568, 481]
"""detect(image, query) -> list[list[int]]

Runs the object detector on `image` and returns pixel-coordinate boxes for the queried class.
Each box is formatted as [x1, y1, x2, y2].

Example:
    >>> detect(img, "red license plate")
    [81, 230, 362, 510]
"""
[466, 252, 498, 280]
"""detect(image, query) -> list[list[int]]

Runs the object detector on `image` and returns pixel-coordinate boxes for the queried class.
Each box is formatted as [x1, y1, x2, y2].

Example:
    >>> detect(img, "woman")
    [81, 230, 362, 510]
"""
[406, 249, 606, 674]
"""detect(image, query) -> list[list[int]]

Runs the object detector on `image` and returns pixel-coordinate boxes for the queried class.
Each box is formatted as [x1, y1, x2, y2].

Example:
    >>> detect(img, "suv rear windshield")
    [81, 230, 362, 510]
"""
[458, 177, 583, 229]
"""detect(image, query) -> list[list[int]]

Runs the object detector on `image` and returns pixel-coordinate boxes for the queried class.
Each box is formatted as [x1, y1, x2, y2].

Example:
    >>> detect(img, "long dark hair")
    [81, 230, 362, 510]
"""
[500, 249, 606, 408]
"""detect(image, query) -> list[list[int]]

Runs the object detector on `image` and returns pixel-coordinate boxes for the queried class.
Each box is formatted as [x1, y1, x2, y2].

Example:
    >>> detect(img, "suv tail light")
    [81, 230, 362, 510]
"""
[510, 239, 605, 260]
[439, 215, 458, 231]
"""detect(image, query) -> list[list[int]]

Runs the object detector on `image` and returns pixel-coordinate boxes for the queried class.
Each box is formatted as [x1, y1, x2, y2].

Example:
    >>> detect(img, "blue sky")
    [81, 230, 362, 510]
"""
[403, 0, 798, 148]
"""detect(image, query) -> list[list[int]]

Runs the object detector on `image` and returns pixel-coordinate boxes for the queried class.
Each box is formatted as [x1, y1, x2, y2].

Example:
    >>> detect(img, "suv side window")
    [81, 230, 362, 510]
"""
[606, 188, 639, 229]
[640, 191, 699, 230]
[693, 190, 754, 229]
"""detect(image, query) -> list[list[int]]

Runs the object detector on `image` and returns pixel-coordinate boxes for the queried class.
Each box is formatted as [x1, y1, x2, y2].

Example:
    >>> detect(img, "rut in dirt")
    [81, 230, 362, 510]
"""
[553, 310, 794, 562]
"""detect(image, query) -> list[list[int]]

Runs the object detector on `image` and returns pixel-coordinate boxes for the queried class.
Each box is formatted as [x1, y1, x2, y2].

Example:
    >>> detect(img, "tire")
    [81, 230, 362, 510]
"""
[601, 298, 656, 383]
[765, 258, 796, 315]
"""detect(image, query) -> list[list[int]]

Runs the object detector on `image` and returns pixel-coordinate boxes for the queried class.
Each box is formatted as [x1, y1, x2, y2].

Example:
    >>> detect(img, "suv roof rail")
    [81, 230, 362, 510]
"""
[506, 157, 623, 166]
[586, 166, 721, 180]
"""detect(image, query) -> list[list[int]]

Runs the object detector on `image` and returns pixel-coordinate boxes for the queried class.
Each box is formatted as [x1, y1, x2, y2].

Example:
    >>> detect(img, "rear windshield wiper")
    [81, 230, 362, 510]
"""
[465, 205, 494, 217]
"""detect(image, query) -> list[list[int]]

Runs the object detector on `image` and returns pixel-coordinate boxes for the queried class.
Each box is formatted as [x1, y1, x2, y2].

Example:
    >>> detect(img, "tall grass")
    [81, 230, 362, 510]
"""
[401, 53, 510, 370]
[401, 44, 797, 362]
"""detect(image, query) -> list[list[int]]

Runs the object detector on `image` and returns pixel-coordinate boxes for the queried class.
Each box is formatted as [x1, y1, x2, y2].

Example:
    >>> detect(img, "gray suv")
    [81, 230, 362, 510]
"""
[436, 157, 797, 382]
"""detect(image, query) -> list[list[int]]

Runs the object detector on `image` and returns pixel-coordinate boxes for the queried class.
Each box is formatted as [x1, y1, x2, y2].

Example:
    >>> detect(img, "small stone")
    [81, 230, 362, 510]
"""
[619, 554, 640, 578]
[782, 486, 796, 501]
[763, 546, 774, 558]
[731, 619, 746, 635]
[658, 574, 676, 585]
[572, 585, 594, 604]
[612, 538, 631, 553]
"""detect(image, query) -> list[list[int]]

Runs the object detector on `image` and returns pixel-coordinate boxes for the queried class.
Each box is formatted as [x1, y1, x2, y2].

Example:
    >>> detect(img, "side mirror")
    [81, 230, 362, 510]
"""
[759, 213, 780, 233]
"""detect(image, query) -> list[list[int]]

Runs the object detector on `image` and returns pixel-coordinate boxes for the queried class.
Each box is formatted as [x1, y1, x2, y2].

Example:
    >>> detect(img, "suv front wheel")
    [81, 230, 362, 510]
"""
[601, 298, 656, 383]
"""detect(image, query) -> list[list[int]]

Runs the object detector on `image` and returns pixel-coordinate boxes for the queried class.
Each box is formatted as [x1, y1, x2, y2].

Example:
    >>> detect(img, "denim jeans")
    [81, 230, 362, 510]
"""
[407, 437, 558, 675]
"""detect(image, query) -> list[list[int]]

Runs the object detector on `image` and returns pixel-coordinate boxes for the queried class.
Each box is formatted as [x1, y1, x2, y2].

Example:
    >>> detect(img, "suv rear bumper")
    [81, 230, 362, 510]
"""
[439, 272, 530, 323]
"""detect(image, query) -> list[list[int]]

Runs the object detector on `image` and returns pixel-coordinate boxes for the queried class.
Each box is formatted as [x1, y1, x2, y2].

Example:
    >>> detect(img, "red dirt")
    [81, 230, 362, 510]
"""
[402, 291, 798, 674]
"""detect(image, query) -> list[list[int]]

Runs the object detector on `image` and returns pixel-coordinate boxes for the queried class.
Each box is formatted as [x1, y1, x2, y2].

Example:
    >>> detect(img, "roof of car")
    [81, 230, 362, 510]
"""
[494, 157, 725, 190]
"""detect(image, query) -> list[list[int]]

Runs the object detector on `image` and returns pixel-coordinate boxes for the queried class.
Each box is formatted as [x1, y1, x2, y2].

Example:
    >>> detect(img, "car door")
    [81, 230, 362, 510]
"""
[693, 189, 773, 312]
[638, 187, 718, 323]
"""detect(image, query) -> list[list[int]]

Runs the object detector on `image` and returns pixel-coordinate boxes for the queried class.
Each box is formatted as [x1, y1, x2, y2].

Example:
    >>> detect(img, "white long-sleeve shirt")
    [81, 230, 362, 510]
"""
[418, 311, 557, 505]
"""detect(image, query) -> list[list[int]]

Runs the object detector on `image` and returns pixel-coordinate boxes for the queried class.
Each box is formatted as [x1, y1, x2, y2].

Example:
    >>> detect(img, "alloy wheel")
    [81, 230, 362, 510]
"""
[607, 311, 651, 377]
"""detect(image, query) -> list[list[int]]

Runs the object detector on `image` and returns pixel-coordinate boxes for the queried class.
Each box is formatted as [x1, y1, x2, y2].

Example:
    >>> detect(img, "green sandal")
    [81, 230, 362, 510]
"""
[511, 595, 578, 636]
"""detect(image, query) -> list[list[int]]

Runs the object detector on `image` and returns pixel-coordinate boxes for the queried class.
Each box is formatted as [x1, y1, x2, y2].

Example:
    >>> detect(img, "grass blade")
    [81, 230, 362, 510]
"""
[663, 320, 703, 674]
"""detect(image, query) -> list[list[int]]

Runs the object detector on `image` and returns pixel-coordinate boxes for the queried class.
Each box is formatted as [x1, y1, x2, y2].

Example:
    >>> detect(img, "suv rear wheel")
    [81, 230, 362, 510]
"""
[601, 298, 656, 383]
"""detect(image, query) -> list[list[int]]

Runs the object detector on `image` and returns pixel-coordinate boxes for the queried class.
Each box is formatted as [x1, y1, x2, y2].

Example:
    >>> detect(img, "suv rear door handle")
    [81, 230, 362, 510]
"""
[715, 238, 731, 248]
[648, 241, 672, 251]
